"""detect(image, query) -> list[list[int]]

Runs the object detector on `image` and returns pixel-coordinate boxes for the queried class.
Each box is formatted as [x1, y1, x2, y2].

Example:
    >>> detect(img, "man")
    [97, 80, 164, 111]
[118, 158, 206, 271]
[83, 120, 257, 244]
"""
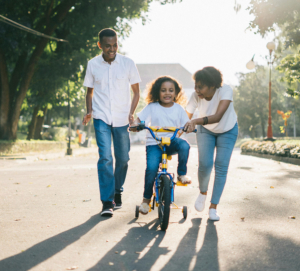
[82, 28, 141, 217]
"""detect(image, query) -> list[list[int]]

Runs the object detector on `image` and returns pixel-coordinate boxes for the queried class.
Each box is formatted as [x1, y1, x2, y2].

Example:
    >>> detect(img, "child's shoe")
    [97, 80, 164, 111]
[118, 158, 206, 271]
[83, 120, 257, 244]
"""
[178, 175, 192, 184]
[194, 193, 207, 212]
[209, 208, 220, 221]
[139, 202, 150, 215]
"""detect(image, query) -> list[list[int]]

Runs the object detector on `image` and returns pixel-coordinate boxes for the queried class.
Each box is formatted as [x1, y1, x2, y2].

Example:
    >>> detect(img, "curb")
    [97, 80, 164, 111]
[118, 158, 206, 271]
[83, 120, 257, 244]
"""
[0, 146, 98, 162]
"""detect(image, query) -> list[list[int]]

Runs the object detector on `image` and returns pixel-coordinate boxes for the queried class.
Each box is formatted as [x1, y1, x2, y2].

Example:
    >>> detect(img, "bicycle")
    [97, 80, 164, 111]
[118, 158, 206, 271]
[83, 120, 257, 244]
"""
[130, 121, 196, 231]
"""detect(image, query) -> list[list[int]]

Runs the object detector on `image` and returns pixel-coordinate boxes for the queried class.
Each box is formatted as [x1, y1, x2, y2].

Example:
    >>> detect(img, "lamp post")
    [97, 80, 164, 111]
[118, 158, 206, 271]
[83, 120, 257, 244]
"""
[266, 41, 276, 140]
[67, 80, 72, 155]
[246, 41, 276, 141]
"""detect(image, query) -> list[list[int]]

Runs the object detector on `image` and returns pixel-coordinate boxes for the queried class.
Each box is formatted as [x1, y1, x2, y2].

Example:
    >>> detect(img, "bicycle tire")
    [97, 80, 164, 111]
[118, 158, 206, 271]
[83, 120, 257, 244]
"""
[158, 175, 171, 231]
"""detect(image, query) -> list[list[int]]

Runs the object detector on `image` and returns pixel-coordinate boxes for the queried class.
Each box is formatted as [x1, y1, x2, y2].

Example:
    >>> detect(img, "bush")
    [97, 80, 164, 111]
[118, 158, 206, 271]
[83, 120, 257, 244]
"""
[44, 127, 76, 141]
[241, 140, 300, 158]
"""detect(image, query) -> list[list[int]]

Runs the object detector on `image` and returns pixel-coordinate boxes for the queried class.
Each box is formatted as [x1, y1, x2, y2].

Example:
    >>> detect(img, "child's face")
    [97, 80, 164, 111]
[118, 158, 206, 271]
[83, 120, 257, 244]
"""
[159, 81, 176, 106]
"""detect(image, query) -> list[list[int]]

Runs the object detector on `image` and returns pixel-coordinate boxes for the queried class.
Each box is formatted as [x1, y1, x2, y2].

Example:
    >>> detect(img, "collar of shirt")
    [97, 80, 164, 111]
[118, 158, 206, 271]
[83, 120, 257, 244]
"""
[100, 53, 119, 64]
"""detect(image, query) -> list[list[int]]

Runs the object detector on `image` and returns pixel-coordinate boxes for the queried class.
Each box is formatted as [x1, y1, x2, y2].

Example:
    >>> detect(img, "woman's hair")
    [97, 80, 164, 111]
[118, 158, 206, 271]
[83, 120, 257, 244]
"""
[193, 66, 223, 89]
[145, 76, 187, 106]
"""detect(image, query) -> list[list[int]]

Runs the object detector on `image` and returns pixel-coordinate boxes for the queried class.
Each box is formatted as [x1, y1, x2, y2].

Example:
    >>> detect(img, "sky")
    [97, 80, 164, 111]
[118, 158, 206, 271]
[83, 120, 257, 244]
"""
[120, 0, 275, 86]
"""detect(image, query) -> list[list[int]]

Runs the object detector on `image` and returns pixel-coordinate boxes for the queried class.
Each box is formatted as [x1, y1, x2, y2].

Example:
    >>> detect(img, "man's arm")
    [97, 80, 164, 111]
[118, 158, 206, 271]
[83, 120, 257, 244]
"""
[129, 83, 140, 125]
[82, 87, 94, 125]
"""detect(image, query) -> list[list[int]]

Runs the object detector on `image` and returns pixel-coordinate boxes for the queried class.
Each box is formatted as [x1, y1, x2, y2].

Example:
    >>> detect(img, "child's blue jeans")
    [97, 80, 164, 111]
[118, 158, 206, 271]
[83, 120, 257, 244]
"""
[144, 137, 190, 199]
[197, 122, 238, 204]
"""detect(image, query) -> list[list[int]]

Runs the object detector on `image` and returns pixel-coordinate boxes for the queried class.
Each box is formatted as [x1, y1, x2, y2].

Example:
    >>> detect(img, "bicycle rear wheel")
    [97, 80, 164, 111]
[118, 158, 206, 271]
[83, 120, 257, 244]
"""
[158, 175, 171, 231]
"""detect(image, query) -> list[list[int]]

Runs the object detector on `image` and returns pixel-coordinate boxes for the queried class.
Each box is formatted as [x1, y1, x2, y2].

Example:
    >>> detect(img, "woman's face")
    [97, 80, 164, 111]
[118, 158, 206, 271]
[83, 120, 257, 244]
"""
[195, 81, 216, 100]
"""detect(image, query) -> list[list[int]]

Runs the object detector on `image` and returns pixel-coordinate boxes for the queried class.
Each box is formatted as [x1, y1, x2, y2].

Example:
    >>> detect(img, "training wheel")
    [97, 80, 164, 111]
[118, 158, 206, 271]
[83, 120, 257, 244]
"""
[183, 206, 188, 219]
[135, 205, 139, 218]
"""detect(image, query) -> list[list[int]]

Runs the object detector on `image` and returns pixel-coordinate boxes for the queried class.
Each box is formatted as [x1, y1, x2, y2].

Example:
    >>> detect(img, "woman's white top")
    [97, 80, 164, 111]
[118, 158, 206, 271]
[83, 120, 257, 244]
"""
[137, 102, 190, 146]
[186, 84, 237, 133]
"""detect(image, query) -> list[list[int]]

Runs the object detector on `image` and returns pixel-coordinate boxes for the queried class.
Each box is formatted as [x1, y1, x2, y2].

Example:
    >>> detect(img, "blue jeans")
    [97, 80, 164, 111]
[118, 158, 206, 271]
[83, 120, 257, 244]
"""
[144, 138, 190, 199]
[93, 119, 130, 203]
[197, 123, 238, 205]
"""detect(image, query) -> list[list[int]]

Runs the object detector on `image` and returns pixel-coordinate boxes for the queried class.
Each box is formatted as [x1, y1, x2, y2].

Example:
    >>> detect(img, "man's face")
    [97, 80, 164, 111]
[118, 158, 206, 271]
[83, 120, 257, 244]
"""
[98, 36, 118, 62]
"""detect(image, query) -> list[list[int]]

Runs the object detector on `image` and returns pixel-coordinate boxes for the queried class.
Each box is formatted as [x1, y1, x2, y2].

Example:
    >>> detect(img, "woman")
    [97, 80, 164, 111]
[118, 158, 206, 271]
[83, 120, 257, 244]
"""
[184, 66, 238, 221]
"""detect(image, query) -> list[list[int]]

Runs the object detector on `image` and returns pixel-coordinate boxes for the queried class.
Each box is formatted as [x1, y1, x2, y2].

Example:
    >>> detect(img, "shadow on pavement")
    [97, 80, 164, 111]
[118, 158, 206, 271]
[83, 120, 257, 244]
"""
[161, 218, 219, 271]
[87, 219, 168, 271]
[0, 214, 102, 271]
[88, 218, 219, 271]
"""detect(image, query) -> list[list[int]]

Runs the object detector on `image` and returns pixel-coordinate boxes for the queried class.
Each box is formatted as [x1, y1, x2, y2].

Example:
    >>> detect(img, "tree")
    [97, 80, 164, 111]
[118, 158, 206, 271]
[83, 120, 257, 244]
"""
[0, 0, 180, 140]
[276, 50, 300, 98]
[234, 66, 286, 138]
[247, 1, 300, 98]
[247, 0, 300, 45]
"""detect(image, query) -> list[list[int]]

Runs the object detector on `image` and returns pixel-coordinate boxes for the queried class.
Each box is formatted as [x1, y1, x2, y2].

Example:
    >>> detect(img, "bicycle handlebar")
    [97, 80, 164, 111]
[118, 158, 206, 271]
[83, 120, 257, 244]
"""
[129, 121, 197, 142]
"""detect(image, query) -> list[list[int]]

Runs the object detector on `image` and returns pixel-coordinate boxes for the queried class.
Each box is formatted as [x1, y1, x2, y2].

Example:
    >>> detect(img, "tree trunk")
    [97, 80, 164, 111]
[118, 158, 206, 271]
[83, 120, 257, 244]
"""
[27, 106, 40, 140]
[260, 116, 266, 138]
[34, 107, 48, 140]
[1, 1, 73, 140]
[0, 45, 10, 139]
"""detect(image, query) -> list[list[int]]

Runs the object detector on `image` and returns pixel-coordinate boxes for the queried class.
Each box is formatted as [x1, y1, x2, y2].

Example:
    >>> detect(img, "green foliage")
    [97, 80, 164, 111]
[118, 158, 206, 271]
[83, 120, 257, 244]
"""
[248, 0, 300, 45]
[276, 51, 300, 98]
[234, 66, 290, 138]
[0, 0, 182, 140]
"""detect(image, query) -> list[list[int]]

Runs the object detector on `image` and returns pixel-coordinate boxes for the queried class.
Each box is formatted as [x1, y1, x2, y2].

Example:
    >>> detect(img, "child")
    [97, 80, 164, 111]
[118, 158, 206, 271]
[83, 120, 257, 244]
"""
[133, 76, 191, 215]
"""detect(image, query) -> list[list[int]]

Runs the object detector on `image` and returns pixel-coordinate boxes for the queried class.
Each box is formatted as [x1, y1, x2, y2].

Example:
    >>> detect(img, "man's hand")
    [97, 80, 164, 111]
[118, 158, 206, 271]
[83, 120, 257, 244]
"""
[128, 114, 134, 125]
[184, 120, 196, 133]
[82, 113, 92, 126]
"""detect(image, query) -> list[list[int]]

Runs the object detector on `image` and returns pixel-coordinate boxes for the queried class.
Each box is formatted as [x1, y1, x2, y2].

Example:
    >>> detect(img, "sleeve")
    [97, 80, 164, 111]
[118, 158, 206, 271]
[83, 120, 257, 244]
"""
[128, 59, 141, 85]
[83, 61, 94, 88]
[180, 106, 190, 126]
[219, 85, 233, 101]
[185, 92, 198, 114]
[137, 104, 151, 125]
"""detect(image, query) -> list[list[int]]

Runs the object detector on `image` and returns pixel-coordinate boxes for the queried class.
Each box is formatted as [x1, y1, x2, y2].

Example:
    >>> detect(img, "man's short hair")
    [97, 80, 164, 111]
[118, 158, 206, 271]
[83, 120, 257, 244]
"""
[98, 28, 117, 43]
[193, 67, 223, 89]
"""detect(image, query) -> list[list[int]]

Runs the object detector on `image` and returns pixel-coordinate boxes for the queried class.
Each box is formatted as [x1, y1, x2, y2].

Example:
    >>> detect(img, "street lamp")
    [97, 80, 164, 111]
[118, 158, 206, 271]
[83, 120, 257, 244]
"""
[246, 42, 276, 141]
[266, 41, 276, 140]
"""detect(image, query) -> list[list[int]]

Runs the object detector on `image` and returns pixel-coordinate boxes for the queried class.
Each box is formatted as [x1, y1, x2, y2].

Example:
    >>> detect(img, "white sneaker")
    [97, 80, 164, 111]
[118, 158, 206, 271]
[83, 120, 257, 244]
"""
[194, 193, 207, 212]
[209, 208, 220, 221]
[139, 202, 150, 215]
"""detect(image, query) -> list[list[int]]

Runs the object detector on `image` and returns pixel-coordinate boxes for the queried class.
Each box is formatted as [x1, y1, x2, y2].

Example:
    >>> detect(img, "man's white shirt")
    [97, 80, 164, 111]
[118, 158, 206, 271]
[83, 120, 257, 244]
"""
[83, 53, 141, 127]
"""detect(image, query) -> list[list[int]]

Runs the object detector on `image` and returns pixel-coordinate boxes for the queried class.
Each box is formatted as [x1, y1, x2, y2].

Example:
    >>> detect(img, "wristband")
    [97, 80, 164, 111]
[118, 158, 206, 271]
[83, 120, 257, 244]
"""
[203, 116, 208, 125]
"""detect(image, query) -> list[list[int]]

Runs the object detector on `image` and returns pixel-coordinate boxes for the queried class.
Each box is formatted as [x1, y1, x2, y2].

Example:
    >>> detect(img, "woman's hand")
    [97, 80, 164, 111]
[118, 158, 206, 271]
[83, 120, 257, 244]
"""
[184, 120, 196, 133]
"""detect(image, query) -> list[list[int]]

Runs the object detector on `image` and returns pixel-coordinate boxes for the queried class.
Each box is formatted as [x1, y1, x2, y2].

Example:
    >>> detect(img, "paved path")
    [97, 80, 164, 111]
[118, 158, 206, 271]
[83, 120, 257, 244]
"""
[0, 146, 299, 271]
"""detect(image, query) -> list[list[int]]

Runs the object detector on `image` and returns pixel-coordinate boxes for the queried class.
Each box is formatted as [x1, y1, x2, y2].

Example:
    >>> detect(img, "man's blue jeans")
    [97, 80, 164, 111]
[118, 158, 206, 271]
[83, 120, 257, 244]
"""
[93, 119, 130, 203]
[196, 123, 238, 205]
[144, 138, 190, 199]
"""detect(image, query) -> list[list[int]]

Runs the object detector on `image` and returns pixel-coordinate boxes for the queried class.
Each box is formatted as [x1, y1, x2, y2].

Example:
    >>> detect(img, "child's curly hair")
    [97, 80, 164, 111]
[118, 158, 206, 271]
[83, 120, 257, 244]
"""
[145, 76, 187, 106]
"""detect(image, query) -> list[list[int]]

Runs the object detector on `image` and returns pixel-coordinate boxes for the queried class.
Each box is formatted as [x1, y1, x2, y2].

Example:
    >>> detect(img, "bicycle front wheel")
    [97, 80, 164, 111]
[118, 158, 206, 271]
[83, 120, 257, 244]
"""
[158, 175, 171, 231]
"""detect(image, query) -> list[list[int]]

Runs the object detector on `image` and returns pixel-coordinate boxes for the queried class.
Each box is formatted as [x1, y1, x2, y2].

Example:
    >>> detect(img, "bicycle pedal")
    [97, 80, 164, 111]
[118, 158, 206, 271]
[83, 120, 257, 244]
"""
[176, 181, 188, 187]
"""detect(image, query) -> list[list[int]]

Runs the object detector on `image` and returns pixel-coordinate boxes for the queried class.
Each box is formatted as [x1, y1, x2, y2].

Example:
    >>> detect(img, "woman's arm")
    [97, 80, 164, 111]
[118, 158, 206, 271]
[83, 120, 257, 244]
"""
[184, 100, 231, 132]
[186, 111, 193, 120]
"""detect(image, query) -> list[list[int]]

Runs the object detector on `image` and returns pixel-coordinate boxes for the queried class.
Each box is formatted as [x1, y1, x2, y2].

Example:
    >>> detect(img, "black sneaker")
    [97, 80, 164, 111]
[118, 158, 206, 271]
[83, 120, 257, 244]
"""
[101, 201, 114, 216]
[114, 193, 122, 209]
